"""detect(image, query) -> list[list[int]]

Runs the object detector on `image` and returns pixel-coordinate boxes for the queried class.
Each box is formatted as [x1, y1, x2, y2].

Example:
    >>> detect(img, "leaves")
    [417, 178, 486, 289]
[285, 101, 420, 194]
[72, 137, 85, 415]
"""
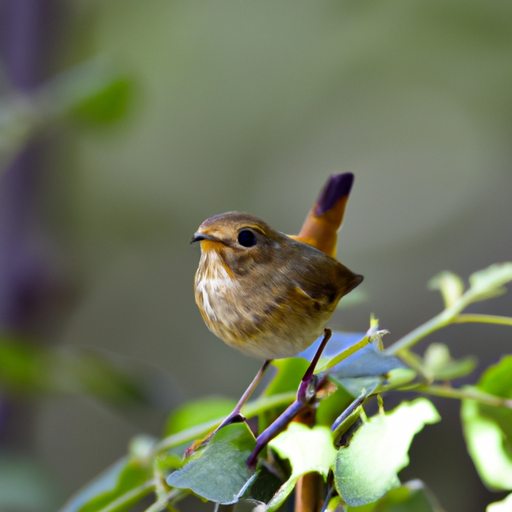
[487, 493, 512, 511]
[429, 271, 465, 309]
[387, 263, 512, 356]
[327, 336, 406, 398]
[345, 480, 444, 512]
[166, 423, 256, 505]
[43, 57, 134, 127]
[59, 457, 153, 512]
[68, 75, 132, 126]
[165, 397, 237, 436]
[54, 263, 512, 511]
[335, 399, 440, 507]
[264, 423, 337, 511]
[0, 338, 146, 405]
[423, 343, 477, 381]
[461, 356, 512, 490]
[468, 263, 512, 302]
[429, 263, 512, 310]
[298, 327, 405, 399]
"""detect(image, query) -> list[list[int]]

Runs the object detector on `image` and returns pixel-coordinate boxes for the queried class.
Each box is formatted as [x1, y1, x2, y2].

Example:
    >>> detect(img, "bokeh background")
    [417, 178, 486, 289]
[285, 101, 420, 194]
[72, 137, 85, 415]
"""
[1, 1, 511, 510]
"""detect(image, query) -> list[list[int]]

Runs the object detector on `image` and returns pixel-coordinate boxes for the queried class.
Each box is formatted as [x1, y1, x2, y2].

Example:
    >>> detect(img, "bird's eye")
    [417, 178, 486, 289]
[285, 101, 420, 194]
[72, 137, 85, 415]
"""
[237, 229, 257, 247]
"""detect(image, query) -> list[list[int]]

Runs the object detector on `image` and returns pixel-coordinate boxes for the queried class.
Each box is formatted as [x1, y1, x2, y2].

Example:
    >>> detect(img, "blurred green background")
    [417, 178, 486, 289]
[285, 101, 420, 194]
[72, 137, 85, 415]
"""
[1, 1, 512, 510]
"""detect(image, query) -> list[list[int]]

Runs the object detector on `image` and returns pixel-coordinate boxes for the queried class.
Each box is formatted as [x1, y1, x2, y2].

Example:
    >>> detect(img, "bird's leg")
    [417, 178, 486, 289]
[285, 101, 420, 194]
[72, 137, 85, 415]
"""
[297, 328, 332, 402]
[215, 359, 272, 432]
[184, 360, 272, 458]
[247, 329, 332, 468]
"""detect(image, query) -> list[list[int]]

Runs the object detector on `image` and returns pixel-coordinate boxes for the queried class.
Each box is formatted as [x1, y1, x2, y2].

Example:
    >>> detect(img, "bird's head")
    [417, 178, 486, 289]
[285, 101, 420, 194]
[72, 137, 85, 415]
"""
[191, 212, 287, 270]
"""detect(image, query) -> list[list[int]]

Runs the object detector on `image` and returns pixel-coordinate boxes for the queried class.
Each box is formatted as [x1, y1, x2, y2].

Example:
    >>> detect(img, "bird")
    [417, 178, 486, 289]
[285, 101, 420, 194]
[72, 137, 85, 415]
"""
[191, 173, 363, 360]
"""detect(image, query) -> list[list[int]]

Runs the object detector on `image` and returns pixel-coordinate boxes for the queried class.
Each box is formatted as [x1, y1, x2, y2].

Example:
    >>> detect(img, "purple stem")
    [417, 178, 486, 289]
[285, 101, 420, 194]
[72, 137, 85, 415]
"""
[0, 0, 62, 444]
[297, 329, 331, 401]
[247, 329, 332, 468]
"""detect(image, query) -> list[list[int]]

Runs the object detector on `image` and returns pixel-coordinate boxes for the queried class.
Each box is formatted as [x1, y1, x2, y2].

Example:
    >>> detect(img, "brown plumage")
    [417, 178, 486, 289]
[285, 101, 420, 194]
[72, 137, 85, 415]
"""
[192, 211, 362, 359]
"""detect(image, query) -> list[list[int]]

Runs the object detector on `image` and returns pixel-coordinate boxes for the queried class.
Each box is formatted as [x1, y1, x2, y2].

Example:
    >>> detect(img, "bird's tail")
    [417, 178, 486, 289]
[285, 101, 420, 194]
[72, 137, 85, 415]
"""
[290, 173, 354, 258]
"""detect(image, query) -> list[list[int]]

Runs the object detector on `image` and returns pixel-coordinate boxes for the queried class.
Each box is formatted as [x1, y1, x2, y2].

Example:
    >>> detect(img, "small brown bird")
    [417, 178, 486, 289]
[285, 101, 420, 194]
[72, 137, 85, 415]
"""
[191, 175, 363, 360]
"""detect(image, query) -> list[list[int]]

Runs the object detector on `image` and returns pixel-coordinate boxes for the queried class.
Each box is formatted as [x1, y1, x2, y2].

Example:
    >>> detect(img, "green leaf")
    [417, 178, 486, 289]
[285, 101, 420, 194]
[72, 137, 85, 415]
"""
[69, 75, 132, 126]
[316, 385, 354, 427]
[42, 58, 134, 126]
[429, 271, 465, 309]
[265, 423, 337, 511]
[345, 480, 444, 512]
[322, 331, 405, 398]
[332, 403, 364, 448]
[0, 338, 147, 405]
[461, 356, 512, 490]
[243, 465, 284, 505]
[164, 397, 237, 436]
[381, 368, 417, 391]
[0, 338, 52, 392]
[59, 457, 153, 512]
[332, 376, 380, 399]
[166, 423, 256, 505]
[264, 358, 308, 397]
[423, 343, 477, 381]
[487, 493, 512, 511]
[327, 338, 406, 398]
[335, 398, 440, 507]
[467, 263, 512, 302]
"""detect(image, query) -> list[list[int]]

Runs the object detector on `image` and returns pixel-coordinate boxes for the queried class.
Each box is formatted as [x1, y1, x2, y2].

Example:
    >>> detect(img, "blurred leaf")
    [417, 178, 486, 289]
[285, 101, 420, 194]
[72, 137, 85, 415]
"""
[336, 287, 369, 309]
[265, 423, 337, 511]
[0, 339, 51, 392]
[335, 398, 440, 507]
[424, 343, 451, 369]
[165, 397, 237, 436]
[423, 343, 477, 381]
[487, 493, 512, 511]
[467, 263, 512, 302]
[0, 453, 61, 512]
[461, 356, 512, 490]
[68, 75, 132, 126]
[382, 368, 417, 390]
[0, 338, 147, 406]
[345, 480, 444, 512]
[153, 451, 184, 476]
[42, 58, 134, 127]
[59, 457, 153, 512]
[166, 423, 256, 505]
[429, 271, 465, 309]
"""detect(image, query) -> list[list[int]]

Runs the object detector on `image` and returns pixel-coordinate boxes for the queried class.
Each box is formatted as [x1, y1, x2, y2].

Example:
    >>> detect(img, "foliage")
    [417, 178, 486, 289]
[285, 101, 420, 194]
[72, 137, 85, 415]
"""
[0, 57, 134, 172]
[2, 263, 512, 511]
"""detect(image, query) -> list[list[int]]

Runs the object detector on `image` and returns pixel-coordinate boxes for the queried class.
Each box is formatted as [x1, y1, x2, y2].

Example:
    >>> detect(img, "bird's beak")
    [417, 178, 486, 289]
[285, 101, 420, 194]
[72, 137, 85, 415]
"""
[190, 232, 220, 244]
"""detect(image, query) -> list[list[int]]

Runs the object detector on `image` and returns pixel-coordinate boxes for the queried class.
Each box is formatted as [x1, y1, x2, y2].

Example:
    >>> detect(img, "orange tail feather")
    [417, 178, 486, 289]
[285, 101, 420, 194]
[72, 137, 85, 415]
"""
[290, 173, 354, 258]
